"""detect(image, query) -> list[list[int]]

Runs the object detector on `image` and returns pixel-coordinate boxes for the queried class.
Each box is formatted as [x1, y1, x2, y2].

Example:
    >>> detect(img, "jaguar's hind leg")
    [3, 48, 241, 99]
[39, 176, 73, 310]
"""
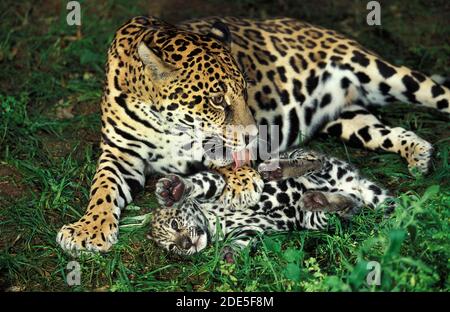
[322, 104, 434, 174]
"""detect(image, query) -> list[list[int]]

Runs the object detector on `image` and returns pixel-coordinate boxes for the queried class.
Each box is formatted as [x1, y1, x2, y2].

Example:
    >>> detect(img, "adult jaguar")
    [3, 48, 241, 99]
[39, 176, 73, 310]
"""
[57, 16, 449, 254]
[149, 148, 392, 257]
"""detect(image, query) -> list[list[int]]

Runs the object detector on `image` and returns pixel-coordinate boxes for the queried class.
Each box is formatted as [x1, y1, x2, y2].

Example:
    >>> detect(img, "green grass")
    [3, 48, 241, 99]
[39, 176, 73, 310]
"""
[0, 0, 449, 291]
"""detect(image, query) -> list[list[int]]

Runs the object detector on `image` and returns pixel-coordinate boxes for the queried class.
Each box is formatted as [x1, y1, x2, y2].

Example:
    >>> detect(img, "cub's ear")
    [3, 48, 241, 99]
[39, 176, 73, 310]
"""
[137, 42, 176, 81]
[208, 21, 232, 46]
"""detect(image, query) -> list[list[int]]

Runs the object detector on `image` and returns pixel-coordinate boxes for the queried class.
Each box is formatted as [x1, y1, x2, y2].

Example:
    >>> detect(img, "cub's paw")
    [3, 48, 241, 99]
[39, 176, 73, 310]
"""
[301, 191, 360, 218]
[155, 174, 187, 207]
[57, 215, 119, 255]
[258, 161, 283, 181]
[300, 191, 330, 212]
[281, 148, 322, 161]
[258, 157, 323, 180]
[406, 139, 434, 175]
[217, 166, 264, 211]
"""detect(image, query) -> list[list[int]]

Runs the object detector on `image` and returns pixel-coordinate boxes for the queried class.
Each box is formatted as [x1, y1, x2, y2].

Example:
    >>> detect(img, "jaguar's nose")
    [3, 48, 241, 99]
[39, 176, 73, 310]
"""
[177, 236, 193, 250]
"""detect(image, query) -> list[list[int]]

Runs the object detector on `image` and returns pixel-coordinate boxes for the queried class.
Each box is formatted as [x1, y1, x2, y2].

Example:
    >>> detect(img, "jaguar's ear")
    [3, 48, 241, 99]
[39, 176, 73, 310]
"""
[208, 21, 232, 46]
[137, 41, 176, 81]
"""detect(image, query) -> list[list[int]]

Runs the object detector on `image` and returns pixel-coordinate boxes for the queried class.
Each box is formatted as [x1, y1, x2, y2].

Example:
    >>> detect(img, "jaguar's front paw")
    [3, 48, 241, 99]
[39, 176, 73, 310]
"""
[155, 174, 187, 207]
[57, 214, 119, 255]
[217, 166, 264, 211]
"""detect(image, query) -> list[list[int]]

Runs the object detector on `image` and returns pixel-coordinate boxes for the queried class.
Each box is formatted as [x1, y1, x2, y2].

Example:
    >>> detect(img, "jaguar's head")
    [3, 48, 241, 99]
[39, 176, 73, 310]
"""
[148, 202, 210, 256]
[112, 16, 257, 168]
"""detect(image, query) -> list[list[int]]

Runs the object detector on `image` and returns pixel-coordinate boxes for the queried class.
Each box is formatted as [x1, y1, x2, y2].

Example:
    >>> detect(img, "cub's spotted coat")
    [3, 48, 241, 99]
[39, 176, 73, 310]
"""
[57, 16, 449, 254]
[150, 149, 393, 256]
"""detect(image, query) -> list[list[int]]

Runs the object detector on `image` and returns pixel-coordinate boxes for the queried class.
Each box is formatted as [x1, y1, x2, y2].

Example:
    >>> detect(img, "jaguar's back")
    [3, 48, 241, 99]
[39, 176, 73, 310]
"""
[181, 17, 449, 150]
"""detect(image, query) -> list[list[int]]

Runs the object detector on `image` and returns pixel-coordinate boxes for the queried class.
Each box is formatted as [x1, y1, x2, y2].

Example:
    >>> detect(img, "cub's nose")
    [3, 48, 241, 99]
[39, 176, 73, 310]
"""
[176, 236, 193, 250]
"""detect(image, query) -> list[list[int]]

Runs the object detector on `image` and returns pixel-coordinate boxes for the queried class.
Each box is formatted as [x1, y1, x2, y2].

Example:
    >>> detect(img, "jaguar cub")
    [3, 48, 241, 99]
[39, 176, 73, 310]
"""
[149, 149, 392, 257]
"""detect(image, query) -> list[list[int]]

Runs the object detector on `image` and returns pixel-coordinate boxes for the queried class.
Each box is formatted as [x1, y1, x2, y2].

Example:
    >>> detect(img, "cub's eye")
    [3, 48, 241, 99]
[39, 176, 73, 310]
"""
[170, 219, 179, 231]
[209, 94, 226, 107]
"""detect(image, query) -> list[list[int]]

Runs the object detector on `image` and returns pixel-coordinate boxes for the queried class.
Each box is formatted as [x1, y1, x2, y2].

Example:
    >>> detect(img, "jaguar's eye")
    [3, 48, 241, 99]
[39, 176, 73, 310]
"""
[170, 219, 179, 231]
[210, 94, 226, 107]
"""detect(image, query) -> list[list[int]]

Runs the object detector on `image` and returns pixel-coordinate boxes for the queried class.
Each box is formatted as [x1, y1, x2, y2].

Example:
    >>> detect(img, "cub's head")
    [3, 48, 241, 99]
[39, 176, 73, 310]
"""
[110, 16, 257, 167]
[148, 202, 209, 256]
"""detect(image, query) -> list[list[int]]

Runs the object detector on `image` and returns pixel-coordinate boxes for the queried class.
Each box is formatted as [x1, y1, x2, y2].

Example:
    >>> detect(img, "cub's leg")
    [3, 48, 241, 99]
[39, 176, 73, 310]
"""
[57, 148, 145, 254]
[322, 105, 434, 174]
[155, 171, 226, 207]
[155, 166, 264, 211]
[316, 157, 394, 211]
[258, 149, 323, 180]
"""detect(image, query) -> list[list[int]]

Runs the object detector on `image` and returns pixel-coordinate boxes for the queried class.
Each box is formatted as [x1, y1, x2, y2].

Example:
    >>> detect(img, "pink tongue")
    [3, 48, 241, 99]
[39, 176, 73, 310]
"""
[232, 149, 251, 170]
[232, 152, 241, 170]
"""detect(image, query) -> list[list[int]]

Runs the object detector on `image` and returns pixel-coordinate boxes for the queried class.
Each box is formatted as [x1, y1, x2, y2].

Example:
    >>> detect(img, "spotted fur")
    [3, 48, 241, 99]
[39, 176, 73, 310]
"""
[150, 149, 393, 256]
[57, 16, 448, 254]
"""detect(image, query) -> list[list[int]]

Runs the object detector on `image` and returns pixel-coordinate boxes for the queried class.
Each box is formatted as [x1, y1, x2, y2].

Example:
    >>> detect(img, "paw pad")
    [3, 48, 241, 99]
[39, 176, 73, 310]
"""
[155, 174, 186, 207]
